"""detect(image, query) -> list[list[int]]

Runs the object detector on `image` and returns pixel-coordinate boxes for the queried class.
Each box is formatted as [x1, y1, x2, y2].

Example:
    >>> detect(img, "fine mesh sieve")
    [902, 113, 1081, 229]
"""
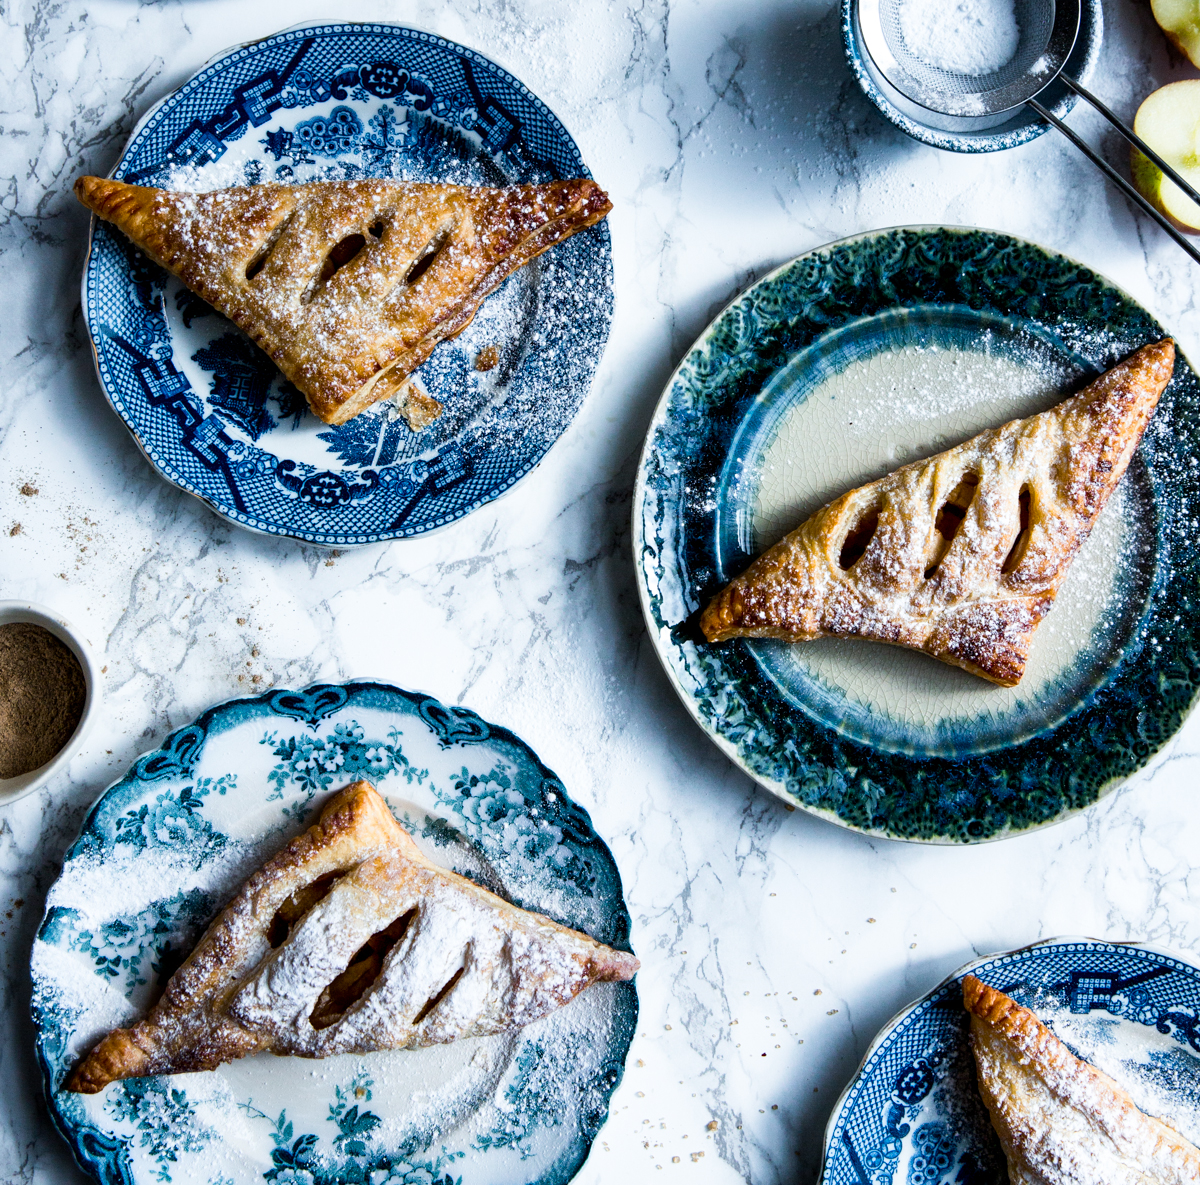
[859, 0, 1075, 129]
[854, 0, 1200, 265]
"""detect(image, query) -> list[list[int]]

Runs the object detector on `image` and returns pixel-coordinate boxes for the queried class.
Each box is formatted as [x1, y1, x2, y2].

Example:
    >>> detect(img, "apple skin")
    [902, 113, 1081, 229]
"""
[1151, 0, 1200, 67]
[1130, 80, 1200, 234]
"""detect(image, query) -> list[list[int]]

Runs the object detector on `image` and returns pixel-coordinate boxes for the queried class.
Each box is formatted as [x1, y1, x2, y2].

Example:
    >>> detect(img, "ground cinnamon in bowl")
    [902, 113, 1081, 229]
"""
[0, 623, 87, 779]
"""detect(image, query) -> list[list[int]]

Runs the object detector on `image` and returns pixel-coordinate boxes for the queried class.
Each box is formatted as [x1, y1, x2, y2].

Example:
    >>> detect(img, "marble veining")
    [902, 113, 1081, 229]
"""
[2, 0, 1200, 1181]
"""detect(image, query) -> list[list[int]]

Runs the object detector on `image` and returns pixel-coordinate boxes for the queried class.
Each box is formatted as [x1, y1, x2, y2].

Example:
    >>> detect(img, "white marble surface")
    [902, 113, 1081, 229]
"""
[2, 0, 1200, 1181]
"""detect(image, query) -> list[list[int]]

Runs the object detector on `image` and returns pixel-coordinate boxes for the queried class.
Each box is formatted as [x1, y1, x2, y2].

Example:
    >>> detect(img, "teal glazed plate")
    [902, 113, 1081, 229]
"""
[32, 682, 637, 1185]
[820, 937, 1200, 1184]
[632, 226, 1200, 842]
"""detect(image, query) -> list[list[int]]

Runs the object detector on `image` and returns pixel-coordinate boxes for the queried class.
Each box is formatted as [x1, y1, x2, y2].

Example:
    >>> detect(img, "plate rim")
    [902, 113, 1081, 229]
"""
[31, 678, 639, 1185]
[816, 934, 1200, 1183]
[631, 222, 1200, 844]
[80, 20, 614, 547]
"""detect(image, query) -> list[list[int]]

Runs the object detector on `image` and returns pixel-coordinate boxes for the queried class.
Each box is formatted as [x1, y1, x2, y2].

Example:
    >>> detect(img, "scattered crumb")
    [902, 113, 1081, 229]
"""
[19, 484, 37, 496]
[399, 383, 443, 430]
[475, 344, 500, 371]
[236, 617, 247, 626]
[706, 1121, 718, 1131]
[8, 523, 20, 536]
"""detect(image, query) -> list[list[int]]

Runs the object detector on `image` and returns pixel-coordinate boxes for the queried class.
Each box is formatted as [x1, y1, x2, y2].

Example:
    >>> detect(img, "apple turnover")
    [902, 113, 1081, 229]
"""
[700, 340, 1175, 685]
[73, 175, 612, 425]
[65, 780, 638, 1094]
[964, 975, 1200, 1183]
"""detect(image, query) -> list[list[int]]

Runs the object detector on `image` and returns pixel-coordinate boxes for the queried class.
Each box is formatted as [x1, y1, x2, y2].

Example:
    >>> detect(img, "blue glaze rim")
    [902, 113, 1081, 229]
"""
[632, 224, 1200, 843]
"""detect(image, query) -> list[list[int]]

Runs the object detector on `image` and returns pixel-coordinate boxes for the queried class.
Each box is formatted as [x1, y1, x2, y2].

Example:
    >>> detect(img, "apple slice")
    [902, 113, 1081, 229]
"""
[1131, 80, 1200, 233]
[1152, 0, 1200, 66]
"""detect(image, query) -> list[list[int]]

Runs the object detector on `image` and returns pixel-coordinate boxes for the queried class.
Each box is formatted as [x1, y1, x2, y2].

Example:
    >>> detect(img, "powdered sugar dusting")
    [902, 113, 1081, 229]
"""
[1042, 1007, 1200, 1149]
[898, 0, 1021, 76]
[738, 330, 1157, 755]
[231, 840, 629, 1056]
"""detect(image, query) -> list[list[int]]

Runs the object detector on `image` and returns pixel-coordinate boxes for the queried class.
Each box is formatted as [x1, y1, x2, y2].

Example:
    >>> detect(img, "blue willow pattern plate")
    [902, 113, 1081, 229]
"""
[82, 23, 613, 545]
[632, 226, 1200, 842]
[31, 682, 637, 1185]
[820, 938, 1200, 1185]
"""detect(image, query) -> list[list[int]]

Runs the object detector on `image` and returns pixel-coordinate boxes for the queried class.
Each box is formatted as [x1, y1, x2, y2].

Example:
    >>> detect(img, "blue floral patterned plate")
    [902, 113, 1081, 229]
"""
[820, 937, 1200, 1185]
[632, 226, 1200, 843]
[82, 23, 613, 544]
[31, 682, 637, 1185]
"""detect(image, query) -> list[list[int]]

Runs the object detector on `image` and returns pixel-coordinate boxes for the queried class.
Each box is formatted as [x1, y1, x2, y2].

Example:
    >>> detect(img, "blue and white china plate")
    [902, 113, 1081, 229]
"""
[632, 226, 1200, 842]
[31, 682, 637, 1185]
[820, 937, 1200, 1184]
[82, 23, 613, 545]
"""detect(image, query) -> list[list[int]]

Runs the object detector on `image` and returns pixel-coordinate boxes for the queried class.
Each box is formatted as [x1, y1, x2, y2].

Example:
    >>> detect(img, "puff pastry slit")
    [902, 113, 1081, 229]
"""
[701, 341, 1175, 685]
[65, 781, 638, 1093]
[74, 176, 612, 425]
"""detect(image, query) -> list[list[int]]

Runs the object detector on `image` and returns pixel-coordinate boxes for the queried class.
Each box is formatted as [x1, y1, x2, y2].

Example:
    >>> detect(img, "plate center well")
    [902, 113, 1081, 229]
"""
[714, 305, 1157, 757]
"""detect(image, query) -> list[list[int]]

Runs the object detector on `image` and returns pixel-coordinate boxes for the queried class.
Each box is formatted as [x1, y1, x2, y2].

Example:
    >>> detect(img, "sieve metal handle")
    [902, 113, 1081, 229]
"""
[1059, 72, 1200, 212]
[1027, 96, 1200, 268]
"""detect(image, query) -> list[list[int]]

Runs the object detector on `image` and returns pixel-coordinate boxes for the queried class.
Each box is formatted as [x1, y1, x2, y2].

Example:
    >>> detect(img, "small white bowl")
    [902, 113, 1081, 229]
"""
[0, 602, 102, 807]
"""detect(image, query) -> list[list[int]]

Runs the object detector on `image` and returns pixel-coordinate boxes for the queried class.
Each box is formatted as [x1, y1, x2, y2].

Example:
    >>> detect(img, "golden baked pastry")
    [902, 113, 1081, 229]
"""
[74, 175, 612, 425]
[65, 780, 638, 1094]
[701, 340, 1175, 685]
[964, 975, 1200, 1183]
